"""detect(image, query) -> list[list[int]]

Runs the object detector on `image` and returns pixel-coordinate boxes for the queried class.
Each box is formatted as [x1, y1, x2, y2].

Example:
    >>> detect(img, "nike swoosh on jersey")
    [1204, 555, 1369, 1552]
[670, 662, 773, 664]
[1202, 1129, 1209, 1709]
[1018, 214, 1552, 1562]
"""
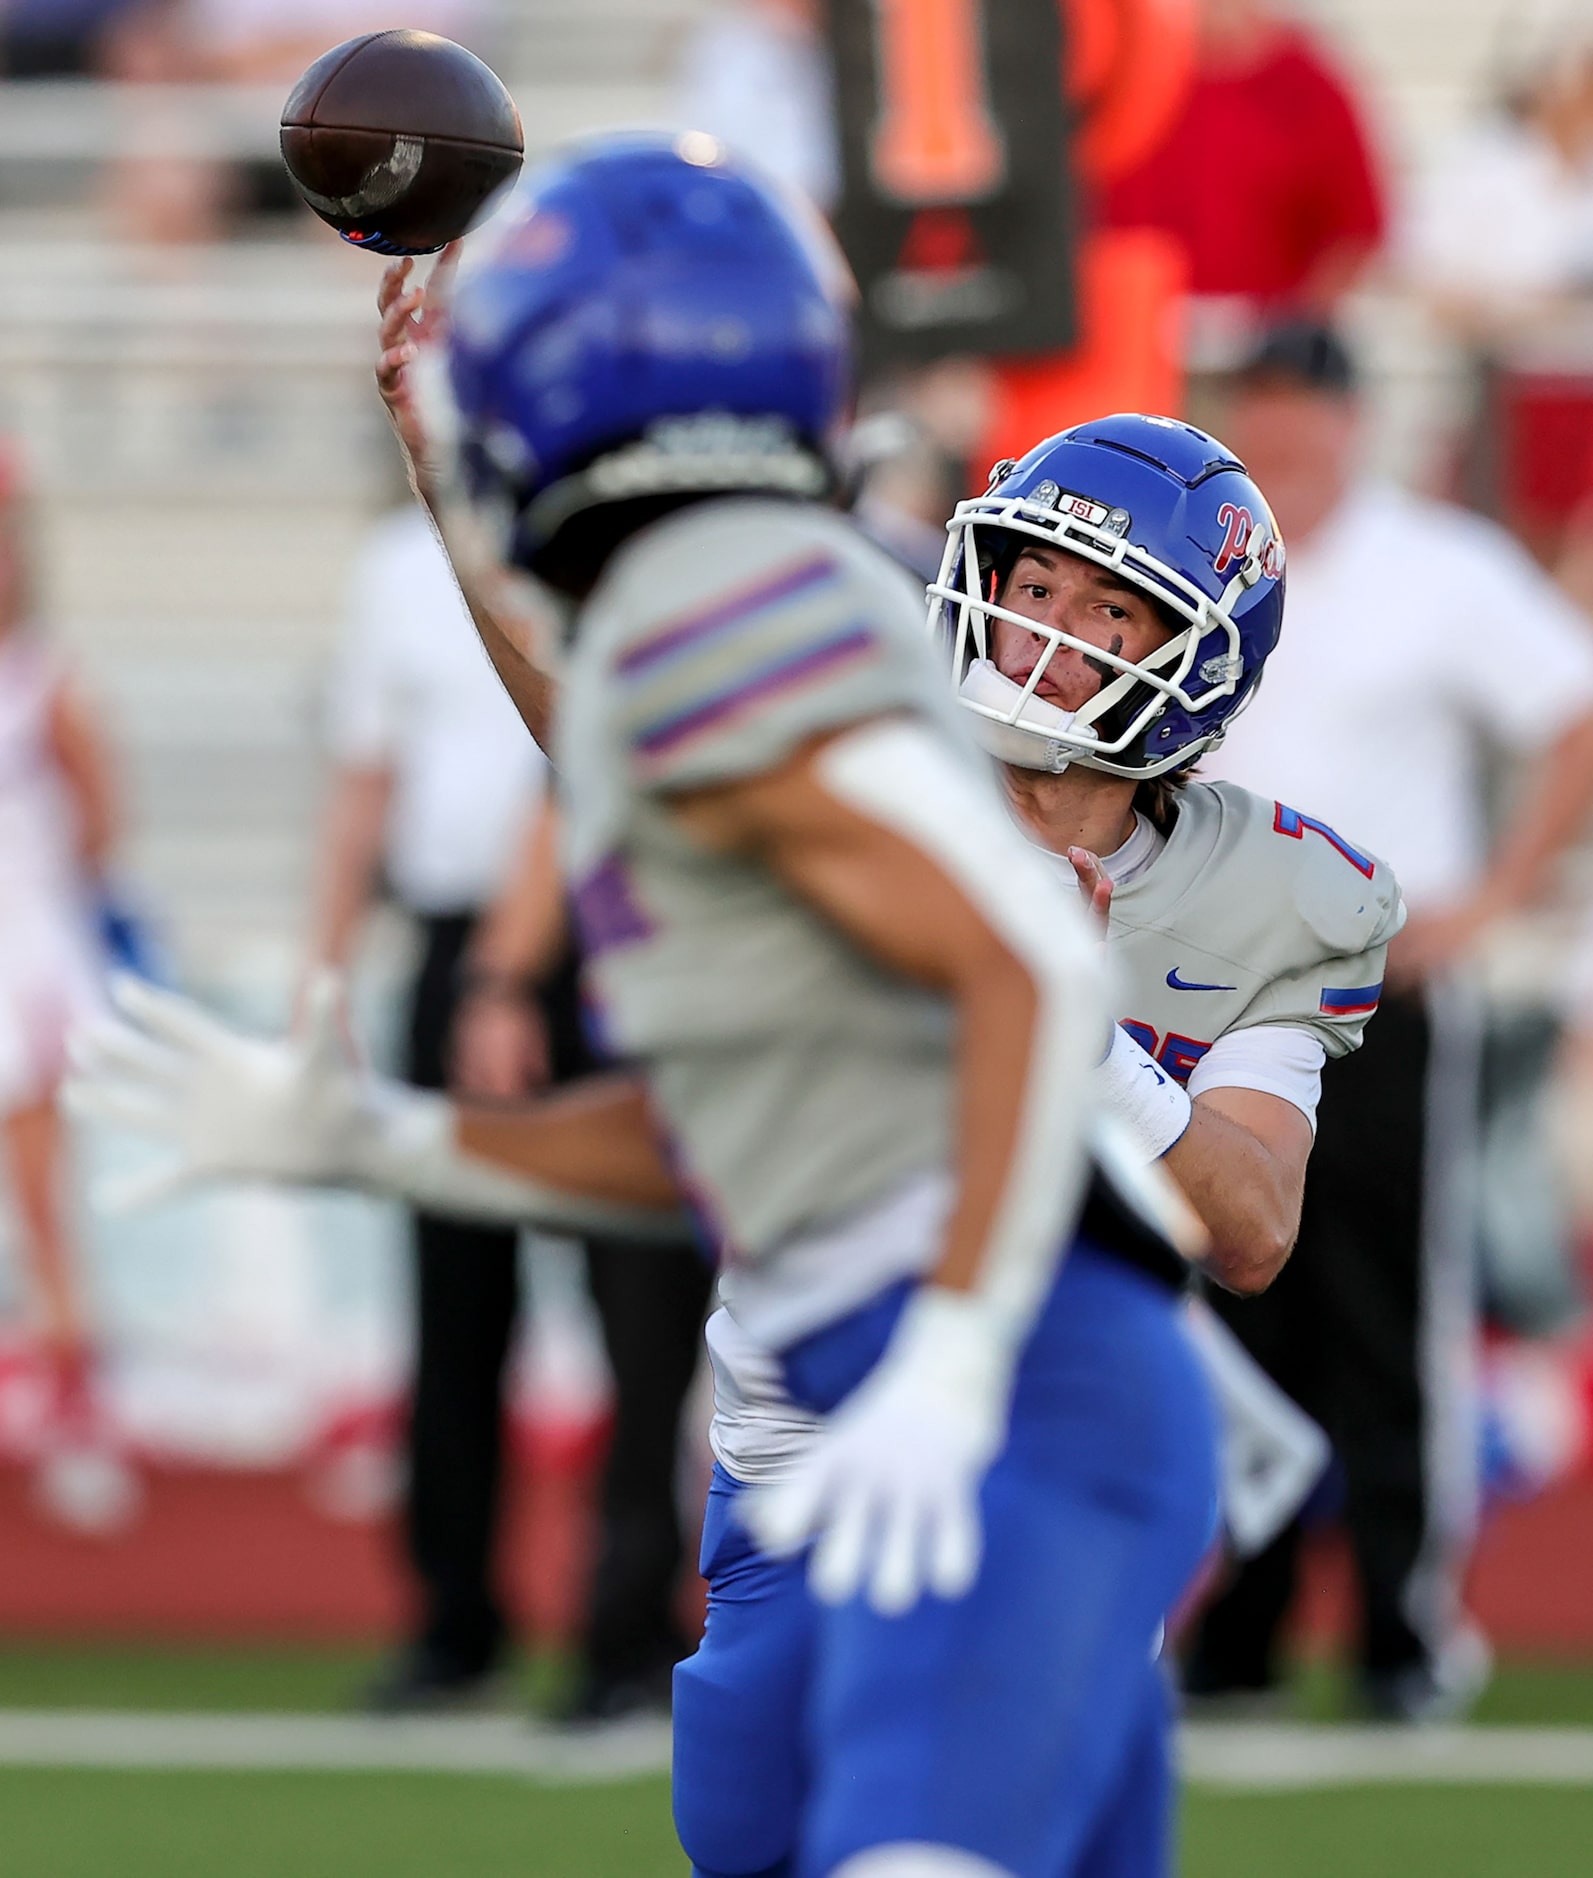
[1166, 967, 1239, 993]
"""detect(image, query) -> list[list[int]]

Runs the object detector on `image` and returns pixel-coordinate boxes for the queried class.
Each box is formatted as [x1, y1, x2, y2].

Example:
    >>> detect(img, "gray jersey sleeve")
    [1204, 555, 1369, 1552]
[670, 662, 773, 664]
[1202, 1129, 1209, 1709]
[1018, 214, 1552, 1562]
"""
[582, 500, 938, 793]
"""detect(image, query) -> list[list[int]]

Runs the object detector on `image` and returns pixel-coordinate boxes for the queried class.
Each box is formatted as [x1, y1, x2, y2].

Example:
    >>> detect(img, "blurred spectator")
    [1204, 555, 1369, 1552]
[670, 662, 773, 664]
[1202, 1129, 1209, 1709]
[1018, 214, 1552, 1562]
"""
[1406, 25, 1593, 339]
[1104, 0, 1386, 371]
[1189, 323, 1593, 1721]
[455, 807, 712, 1722]
[0, 451, 137, 1534]
[192, 1, 490, 225]
[310, 497, 709, 1719]
[673, 0, 838, 211]
[185, 0, 487, 82]
[845, 358, 1006, 584]
[1404, 21, 1593, 564]
[96, 3, 223, 247]
[0, 0, 149, 77]
[93, 1, 490, 242]
[847, 413, 953, 585]
[308, 499, 544, 1709]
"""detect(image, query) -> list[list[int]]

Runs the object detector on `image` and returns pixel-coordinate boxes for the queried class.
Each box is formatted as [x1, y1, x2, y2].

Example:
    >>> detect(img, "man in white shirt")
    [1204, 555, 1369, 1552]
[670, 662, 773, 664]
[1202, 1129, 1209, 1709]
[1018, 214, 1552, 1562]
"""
[309, 500, 544, 1708]
[1404, 31, 1593, 325]
[671, 0, 839, 213]
[1192, 322, 1593, 1720]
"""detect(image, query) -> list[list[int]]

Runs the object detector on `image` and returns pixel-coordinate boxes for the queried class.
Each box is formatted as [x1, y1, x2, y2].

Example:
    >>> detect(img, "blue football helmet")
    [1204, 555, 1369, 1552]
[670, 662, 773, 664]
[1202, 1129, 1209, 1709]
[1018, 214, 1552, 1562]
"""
[446, 131, 854, 576]
[930, 414, 1286, 778]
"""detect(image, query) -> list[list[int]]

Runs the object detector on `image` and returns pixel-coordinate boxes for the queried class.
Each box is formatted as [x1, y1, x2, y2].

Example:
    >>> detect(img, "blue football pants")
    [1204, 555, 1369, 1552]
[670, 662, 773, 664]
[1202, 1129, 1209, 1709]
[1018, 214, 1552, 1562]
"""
[673, 1245, 1219, 1878]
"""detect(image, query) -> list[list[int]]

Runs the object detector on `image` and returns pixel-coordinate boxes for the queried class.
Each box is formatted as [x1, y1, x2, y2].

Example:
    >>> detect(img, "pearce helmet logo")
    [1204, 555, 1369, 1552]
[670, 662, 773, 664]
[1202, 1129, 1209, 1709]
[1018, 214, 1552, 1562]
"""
[1214, 501, 1284, 585]
[1212, 502, 1253, 575]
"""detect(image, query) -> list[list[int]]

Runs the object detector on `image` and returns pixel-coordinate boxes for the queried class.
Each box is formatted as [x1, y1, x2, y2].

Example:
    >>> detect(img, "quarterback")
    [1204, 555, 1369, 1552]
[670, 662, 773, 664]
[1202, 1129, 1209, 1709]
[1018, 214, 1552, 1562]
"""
[72, 135, 1221, 1878]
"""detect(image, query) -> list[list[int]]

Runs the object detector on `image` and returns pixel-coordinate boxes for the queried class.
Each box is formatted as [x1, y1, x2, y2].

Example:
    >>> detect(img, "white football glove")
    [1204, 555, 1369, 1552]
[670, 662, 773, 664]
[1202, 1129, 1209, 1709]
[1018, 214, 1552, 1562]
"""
[66, 972, 684, 1238]
[67, 972, 400, 1211]
[742, 1285, 1013, 1617]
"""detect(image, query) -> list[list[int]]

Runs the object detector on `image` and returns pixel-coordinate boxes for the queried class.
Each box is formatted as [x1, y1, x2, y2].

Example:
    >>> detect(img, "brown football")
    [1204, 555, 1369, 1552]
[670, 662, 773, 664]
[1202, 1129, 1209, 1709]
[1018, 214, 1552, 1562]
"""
[281, 30, 524, 256]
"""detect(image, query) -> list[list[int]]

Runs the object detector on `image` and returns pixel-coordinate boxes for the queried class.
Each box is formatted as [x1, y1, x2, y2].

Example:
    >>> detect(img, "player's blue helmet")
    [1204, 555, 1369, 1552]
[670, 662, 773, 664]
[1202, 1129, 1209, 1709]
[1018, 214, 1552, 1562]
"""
[931, 414, 1286, 779]
[446, 131, 854, 579]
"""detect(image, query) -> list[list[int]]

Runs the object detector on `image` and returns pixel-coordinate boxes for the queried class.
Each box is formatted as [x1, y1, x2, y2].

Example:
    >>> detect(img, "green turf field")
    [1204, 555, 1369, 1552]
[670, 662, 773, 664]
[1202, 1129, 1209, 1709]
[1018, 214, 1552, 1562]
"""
[2, 1770, 1591, 1878]
[2, 1647, 1592, 1876]
[1183, 1788, 1593, 1877]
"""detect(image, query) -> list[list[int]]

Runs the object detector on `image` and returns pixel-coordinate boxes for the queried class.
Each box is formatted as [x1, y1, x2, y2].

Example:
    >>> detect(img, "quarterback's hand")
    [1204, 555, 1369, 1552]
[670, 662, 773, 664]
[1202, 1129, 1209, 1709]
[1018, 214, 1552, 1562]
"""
[375, 243, 460, 498]
[1067, 846, 1113, 925]
[67, 972, 400, 1212]
[742, 1286, 1013, 1616]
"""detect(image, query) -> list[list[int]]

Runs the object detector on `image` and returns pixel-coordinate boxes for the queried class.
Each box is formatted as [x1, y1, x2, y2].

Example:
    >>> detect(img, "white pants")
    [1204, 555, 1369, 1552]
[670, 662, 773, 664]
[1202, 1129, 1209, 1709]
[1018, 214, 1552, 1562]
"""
[0, 900, 103, 1112]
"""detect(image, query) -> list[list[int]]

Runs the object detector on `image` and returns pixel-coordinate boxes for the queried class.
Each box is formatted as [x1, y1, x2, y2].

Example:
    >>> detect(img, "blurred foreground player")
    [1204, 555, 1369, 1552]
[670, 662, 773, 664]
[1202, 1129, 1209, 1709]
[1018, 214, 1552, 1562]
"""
[672, 416, 1404, 1878]
[73, 134, 1219, 1878]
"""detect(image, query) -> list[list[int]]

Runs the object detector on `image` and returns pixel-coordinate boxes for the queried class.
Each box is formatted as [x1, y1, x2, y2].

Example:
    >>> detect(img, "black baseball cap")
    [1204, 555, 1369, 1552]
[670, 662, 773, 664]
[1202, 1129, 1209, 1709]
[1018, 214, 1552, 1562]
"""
[1234, 319, 1358, 398]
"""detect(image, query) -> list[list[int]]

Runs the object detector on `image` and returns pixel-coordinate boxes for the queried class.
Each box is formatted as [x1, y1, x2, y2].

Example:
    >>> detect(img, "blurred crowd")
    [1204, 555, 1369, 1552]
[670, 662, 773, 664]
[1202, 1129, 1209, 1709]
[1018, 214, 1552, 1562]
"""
[5, 0, 1593, 1720]
[0, 0, 493, 241]
[0, 0, 488, 79]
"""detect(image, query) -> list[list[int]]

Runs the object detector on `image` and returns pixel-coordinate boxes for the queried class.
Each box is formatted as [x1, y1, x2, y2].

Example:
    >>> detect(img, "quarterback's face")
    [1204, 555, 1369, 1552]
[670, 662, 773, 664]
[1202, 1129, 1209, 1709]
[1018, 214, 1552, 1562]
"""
[991, 547, 1173, 710]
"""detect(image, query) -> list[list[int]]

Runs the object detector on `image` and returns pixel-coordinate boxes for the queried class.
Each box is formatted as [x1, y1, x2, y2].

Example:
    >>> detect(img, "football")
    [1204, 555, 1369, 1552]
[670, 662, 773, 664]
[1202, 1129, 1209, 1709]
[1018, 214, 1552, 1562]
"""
[280, 30, 524, 256]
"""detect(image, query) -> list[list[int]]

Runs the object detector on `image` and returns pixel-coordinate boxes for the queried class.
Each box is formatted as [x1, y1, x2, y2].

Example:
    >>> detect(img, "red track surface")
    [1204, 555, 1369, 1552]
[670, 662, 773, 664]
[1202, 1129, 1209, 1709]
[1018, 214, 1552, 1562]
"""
[0, 1455, 1587, 1652]
[0, 1458, 597, 1643]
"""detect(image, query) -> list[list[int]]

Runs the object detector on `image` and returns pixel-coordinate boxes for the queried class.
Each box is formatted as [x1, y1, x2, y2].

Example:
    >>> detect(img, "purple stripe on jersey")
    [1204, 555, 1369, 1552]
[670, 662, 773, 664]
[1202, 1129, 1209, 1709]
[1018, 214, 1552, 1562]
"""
[655, 1132, 731, 1266]
[571, 853, 655, 959]
[615, 556, 840, 677]
[1319, 983, 1381, 1016]
[633, 624, 878, 761]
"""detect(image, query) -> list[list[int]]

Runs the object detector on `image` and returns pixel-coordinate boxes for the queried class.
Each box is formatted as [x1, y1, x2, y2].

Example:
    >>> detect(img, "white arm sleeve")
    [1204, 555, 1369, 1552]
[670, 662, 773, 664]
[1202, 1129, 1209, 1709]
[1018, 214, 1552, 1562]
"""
[814, 718, 1105, 1342]
[1186, 1024, 1327, 1131]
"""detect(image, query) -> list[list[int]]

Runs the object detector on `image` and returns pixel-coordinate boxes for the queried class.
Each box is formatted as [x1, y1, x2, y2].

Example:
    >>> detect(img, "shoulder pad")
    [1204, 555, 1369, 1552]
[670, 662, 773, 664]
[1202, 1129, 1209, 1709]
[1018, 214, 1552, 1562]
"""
[1268, 798, 1402, 953]
[1184, 783, 1402, 956]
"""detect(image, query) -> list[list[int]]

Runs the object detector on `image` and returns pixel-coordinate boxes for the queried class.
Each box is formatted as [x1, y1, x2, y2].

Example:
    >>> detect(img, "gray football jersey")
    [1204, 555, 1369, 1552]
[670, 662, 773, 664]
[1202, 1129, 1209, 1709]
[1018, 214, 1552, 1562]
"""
[1105, 780, 1405, 1081]
[555, 497, 994, 1264]
[703, 775, 1405, 1484]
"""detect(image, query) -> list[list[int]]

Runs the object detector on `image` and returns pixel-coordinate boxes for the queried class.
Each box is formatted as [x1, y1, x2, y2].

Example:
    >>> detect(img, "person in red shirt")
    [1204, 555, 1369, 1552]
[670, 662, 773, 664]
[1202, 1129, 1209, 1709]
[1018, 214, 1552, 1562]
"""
[1104, 0, 1385, 354]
